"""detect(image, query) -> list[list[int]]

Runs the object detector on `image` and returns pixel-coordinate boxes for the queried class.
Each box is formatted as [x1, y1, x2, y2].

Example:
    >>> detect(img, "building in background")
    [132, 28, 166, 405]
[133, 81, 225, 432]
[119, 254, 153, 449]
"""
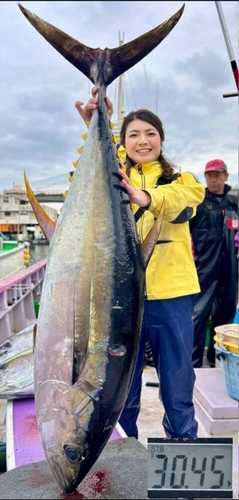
[0, 184, 58, 242]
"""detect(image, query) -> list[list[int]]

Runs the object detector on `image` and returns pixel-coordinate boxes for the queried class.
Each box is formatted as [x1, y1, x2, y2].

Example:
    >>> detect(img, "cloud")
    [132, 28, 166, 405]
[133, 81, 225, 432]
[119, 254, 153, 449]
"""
[0, 1, 238, 191]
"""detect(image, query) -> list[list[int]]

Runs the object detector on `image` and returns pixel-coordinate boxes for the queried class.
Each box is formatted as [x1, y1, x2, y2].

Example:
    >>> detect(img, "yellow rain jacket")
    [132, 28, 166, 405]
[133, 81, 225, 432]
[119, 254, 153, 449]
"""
[128, 161, 205, 300]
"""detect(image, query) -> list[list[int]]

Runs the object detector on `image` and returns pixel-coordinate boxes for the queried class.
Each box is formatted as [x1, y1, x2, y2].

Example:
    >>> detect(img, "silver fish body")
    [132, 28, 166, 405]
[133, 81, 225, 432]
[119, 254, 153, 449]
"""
[0, 324, 35, 398]
[34, 95, 145, 492]
[18, 3, 185, 493]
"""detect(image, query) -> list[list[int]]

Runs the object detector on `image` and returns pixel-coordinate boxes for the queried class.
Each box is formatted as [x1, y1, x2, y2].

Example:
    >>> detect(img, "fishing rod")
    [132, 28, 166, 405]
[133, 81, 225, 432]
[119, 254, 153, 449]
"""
[215, 1, 238, 97]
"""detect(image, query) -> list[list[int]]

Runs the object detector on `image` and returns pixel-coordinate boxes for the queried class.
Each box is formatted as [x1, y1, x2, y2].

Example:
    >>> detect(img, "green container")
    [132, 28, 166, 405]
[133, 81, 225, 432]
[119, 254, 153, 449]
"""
[205, 319, 213, 347]
[2, 241, 18, 251]
[34, 301, 40, 318]
[0, 441, 6, 472]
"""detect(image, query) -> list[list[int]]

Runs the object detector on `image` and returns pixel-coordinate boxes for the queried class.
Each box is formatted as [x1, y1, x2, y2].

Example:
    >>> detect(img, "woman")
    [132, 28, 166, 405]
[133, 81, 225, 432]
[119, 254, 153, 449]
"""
[75, 88, 205, 439]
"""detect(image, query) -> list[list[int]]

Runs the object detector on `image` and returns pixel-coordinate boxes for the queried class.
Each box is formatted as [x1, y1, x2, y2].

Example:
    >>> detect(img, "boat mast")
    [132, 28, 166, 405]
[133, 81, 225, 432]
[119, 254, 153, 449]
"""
[113, 32, 125, 140]
[215, 1, 238, 97]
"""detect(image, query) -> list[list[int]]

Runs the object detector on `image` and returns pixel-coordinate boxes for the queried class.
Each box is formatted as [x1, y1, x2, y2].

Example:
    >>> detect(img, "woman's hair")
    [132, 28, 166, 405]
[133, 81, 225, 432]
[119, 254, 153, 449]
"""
[120, 109, 176, 180]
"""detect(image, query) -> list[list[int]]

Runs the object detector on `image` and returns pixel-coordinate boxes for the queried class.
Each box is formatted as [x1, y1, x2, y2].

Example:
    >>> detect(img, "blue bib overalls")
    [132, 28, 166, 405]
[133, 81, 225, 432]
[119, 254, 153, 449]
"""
[119, 295, 198, 439]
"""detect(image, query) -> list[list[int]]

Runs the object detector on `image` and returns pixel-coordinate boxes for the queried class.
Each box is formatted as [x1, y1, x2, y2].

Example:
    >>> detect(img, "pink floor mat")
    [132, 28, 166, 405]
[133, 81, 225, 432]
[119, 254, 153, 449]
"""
[13, 398, 123, 468]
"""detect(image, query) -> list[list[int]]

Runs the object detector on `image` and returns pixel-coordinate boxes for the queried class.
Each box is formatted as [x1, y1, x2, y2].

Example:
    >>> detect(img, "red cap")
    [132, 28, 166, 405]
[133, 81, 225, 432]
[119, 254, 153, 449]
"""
[204, 159, 228, 173]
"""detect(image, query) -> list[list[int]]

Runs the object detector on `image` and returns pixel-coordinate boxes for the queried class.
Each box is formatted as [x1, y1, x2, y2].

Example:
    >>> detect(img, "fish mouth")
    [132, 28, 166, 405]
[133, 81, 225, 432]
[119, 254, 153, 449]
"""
[49, 454, 81, 494]
[46, 442, 87, 494]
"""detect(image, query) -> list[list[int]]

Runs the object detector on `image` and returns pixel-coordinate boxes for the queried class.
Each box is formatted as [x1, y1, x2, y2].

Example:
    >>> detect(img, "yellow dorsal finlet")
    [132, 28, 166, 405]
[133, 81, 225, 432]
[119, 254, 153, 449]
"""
[116, 145, 126, 162]
[24, 170, 56, 243]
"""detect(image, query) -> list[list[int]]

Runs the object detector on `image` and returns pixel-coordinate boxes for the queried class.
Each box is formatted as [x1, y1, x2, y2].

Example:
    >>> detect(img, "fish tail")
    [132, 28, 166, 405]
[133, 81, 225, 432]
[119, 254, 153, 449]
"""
[18, 3, 185, 86]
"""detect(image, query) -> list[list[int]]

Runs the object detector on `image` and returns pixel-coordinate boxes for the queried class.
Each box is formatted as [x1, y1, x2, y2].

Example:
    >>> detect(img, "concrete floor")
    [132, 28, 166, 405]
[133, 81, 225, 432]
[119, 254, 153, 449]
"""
[137, 364, 207, 446]
[138, 365, 238, 499]
[0, 365, 238, 498]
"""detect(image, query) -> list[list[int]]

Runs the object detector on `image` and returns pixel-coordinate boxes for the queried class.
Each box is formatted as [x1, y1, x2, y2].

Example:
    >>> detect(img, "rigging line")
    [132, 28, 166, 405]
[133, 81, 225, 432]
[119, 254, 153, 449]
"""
[215, 1, 238, 90]
[143, 64, 150, 109]
[117, 31, 125, 121]
[124, 75, 129, 115]
[155, 80, 159, 115]
[113, 80, 118, 120]
[125, 71, 137, 110]
[125, 73, 132, 113]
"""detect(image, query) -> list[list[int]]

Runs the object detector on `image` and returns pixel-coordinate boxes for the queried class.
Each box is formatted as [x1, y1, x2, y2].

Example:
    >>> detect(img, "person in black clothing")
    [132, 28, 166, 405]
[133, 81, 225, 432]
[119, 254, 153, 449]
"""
[190, 159, 238, 368]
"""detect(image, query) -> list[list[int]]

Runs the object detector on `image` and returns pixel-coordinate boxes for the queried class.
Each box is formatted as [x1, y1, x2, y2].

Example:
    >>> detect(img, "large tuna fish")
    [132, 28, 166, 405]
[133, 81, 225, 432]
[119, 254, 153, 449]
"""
[18, 3, 185, 494]
[0, 324, 36, 399]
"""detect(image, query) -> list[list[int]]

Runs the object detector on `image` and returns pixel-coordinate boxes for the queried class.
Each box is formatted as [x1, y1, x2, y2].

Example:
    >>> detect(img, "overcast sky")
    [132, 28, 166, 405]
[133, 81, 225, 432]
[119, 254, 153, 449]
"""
[0, 1, 238, 194]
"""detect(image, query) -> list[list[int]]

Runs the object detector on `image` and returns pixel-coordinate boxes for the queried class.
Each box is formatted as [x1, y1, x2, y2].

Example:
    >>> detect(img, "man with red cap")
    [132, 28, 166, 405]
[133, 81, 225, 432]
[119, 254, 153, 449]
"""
[190, 159, 238, 367]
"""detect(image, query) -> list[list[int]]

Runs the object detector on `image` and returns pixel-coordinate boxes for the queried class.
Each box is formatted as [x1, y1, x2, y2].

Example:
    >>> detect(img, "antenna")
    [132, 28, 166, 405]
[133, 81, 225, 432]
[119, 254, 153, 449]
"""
[215, 1, 238, 96]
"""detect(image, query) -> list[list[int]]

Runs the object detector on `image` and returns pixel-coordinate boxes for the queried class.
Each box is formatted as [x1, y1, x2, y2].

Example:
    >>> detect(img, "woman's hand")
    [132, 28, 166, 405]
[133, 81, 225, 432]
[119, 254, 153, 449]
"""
[75, 86, 114, 123]
[118, 168, 151, 208]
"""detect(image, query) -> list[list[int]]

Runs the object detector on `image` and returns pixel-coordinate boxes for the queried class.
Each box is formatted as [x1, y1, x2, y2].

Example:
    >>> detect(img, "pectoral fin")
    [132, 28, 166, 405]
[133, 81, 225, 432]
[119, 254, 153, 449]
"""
[24, 171, 56, 243]
[141, 198, 165, 269]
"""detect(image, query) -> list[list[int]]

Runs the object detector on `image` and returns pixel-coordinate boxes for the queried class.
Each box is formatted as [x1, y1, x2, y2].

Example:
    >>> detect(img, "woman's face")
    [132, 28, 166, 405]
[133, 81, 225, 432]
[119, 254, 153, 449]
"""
[124, 119, 162, 164]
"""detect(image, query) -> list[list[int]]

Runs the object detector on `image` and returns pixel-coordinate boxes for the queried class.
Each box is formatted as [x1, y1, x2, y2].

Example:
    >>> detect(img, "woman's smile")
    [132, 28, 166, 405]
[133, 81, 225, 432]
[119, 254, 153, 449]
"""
[125, 119, 162, 163]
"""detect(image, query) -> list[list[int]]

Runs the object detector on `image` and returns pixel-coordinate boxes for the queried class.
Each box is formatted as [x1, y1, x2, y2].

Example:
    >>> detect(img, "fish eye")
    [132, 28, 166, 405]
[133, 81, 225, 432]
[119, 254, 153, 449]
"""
[63, 445, 82, 464]
[0, 364, 6, 371]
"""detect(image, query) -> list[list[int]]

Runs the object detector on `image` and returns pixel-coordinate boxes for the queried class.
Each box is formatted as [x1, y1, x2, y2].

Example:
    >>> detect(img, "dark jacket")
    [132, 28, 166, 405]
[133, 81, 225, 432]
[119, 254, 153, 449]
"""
[190, 184, 238, 284]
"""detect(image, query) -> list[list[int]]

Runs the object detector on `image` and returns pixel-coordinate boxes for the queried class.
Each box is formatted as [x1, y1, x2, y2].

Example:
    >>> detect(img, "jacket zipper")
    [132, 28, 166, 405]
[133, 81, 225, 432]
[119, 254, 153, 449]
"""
[137, 166, 145, 240]
[138, 165, 148, 299]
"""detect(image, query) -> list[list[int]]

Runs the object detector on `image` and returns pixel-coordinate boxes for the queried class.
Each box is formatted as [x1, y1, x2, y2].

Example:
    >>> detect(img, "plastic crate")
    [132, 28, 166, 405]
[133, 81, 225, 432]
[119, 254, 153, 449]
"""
[215, 344, 239, 401]
[214, 334, 238, 354]
[214, 324, 239, 354]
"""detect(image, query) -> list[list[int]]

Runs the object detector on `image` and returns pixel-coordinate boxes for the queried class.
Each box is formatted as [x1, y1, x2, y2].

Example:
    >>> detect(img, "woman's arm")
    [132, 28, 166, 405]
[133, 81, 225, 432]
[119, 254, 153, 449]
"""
[75, 87, 150, 209]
